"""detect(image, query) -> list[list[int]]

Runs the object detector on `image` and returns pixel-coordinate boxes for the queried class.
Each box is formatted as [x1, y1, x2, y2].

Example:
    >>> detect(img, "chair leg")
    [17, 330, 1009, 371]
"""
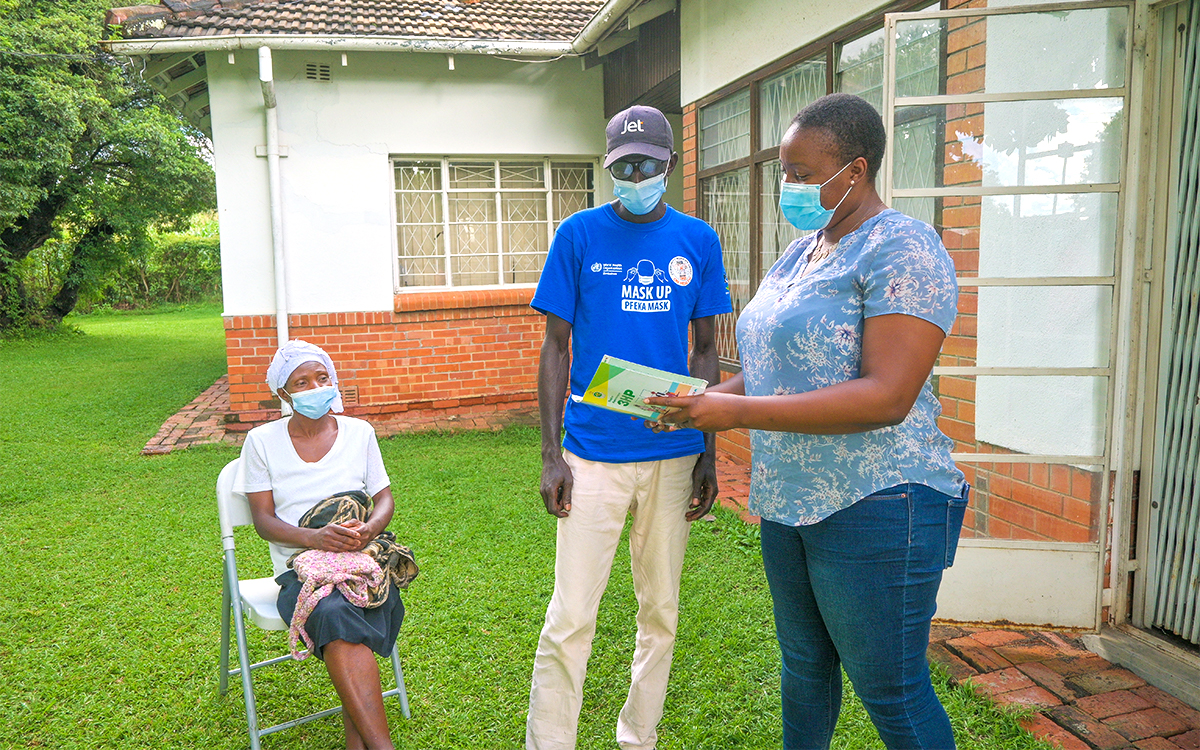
[219, 577, 232, 696]
[390, 645, 410, 719]
[226, 552, 263, 750]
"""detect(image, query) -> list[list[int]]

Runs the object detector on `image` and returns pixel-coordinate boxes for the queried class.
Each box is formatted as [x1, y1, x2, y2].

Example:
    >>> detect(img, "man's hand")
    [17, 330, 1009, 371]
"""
[308, 523, 362, 552]
[541, 452, 574, 518]
[687, 454, 718, 521]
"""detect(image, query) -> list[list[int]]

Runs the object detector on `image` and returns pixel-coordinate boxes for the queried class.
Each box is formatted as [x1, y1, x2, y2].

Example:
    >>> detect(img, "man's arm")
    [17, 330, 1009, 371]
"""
[539, 312, 574, 517]
[687, 315, 720, 521]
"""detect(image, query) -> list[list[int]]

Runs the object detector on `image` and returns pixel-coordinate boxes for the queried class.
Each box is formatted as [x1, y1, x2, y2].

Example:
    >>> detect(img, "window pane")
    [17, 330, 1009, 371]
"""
[502, 192, 548, 285]
[551, 162, 594, 227]
[974, 193, 1117, 278]
[837, 5, 940, 110]
[905, 6, 1127, 99]
[933, 374, 1108, 457]
[448, 193, 497, 286]
[838, 28, 885, 111]
[702, 168, 749, 361]
[760, 159, 805, 275]
[976, 286, 1112, 368]
[449, 162, 496, 189]
[761, 56, 827, 149]
[395, 161, 444, 287]
[700, 89, 750, 170]
[500, 162, 544, 189]
[895, 98, 1124, 189]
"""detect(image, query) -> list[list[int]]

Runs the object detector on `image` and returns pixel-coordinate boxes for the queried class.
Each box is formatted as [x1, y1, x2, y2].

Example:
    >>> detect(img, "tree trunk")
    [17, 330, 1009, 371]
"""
[0, 177, 68, 276]
[45, 222, 115, 322]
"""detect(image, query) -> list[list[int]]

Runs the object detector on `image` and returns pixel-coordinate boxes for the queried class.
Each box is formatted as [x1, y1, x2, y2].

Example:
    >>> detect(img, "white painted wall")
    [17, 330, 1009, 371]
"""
[679, 0, 884, 104]
[208, 49, 605, 316]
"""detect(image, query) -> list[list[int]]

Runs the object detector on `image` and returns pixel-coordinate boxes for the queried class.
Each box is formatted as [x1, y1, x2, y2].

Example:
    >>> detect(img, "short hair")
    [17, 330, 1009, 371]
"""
[790, 94, 887, 181]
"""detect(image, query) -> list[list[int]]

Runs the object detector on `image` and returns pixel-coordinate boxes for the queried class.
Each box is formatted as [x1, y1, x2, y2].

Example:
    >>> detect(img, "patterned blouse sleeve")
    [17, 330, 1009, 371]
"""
[862, 217, 959, 334]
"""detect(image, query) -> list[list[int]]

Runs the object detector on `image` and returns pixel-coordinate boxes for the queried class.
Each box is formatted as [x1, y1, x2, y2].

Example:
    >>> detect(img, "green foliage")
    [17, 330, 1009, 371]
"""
[0, 0, 215, 331]
[0, 308, 1061, 750]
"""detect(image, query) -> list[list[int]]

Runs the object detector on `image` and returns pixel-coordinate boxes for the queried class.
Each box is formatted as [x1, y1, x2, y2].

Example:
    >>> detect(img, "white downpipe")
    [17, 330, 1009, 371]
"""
[258, 46, 288, 347]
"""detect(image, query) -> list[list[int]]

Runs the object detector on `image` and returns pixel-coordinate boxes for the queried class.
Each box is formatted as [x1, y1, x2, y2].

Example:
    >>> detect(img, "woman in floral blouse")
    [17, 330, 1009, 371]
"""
[647, 93, 967, 750]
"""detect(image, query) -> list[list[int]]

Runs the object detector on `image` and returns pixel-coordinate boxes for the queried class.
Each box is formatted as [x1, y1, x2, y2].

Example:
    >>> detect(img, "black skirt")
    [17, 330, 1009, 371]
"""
[276, 570, 405, 661]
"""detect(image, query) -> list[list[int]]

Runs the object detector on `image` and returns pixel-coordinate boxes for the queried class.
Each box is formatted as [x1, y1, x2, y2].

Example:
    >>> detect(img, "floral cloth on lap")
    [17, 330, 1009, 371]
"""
[736, 209, 966, 527]
[288, 550, 383, 660]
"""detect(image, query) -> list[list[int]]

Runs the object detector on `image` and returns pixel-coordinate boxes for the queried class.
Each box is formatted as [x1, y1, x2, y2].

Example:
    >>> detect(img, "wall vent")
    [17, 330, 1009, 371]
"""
[305, 63, 331, 82]
[338, 384, 359, 407]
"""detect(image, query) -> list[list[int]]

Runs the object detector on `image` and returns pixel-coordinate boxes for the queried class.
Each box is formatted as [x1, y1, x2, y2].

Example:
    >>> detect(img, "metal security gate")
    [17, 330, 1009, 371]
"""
[1145, 0, 1200, 648]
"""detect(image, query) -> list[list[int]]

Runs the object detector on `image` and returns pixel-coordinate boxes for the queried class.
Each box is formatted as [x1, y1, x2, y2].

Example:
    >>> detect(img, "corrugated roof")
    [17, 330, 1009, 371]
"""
[111, 1, 609, 42]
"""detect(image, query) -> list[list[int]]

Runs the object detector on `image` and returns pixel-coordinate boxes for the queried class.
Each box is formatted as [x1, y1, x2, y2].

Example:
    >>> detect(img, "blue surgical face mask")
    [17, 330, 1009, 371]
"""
[778, 161, 855, 231]
[613, 173, 667, 216]
[285, 384, 338, 419]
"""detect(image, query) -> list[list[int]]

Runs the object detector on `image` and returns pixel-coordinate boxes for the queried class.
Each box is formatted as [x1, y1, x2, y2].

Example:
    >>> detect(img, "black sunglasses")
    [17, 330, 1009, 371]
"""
[608, 158, 668, 180]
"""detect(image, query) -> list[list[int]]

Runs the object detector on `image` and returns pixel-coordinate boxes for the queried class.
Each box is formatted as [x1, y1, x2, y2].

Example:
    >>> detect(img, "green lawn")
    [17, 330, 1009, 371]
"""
[0, 306, 1052, 749]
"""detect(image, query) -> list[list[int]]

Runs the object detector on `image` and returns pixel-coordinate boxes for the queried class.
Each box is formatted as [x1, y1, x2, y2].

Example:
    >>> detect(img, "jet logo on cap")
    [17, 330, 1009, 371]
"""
[621, 119, 645, 134]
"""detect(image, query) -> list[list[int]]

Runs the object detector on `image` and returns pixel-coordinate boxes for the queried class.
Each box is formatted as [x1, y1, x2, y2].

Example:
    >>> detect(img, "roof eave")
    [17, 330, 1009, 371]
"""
[101, 33, 576, 57]
[100, 0, 641, 57]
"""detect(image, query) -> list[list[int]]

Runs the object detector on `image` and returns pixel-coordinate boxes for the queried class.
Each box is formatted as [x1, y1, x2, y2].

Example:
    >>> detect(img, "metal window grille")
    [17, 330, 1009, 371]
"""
[391, 158, 596, 289]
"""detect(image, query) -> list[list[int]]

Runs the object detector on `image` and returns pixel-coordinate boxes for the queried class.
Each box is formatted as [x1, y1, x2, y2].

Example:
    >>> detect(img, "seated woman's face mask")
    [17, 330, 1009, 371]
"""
[286, 385, 339, 419]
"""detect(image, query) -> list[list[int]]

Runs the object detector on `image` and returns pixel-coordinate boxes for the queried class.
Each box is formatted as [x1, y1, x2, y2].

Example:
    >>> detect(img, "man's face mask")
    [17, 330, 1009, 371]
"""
[613, 173, 667, 216]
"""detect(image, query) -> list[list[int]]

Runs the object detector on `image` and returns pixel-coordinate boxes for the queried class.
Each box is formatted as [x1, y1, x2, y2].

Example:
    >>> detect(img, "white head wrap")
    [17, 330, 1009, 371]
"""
[265, 339, 345, 414]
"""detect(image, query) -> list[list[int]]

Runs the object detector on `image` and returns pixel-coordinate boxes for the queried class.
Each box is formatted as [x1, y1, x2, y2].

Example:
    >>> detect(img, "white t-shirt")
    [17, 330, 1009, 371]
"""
[236, 415, 391, 576]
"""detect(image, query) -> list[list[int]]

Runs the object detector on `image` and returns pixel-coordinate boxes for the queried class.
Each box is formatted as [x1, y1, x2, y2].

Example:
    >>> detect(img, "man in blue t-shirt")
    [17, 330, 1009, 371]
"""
[525, 105, 732, 750]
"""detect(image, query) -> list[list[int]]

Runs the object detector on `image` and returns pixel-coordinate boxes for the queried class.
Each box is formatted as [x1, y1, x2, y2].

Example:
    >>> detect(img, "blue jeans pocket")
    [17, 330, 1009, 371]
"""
[945, 484, 970, 568]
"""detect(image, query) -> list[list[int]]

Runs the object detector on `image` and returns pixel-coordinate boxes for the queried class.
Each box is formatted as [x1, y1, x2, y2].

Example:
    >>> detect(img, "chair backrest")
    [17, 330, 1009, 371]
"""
[217, 458, 253, 548]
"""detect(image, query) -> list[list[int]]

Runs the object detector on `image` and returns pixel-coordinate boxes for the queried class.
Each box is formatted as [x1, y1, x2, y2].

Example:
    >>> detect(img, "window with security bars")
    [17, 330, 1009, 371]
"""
[392, 158, 595, 288]
[696, 0, 941, 366]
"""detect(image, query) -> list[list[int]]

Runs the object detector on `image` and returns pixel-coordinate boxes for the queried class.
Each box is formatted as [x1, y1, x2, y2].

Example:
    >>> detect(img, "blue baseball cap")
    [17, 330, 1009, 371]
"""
[604, 105, 673, 168]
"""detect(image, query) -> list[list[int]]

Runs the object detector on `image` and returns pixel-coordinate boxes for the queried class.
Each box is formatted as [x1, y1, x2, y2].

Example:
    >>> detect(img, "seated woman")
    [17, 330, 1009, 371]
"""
[237, 339, 402, 750]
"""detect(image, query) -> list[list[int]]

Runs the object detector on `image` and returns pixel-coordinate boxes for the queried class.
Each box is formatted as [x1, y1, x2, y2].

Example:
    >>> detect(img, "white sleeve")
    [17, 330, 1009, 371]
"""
[237, 430, 274, 494]
[364, 427, 390, 498]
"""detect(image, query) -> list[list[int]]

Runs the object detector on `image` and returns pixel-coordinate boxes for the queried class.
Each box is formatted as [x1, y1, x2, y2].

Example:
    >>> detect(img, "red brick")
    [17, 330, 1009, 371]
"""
[1106, 709, 1190, 742]
[1132, 687, 1200, 730]
[1021, 713, 1092, 750]
[1172, 729, 1200, 749]
[996, 642, 1072, 665]
[1040, 654, 1114, 677]
[947, 637, 1013, 673]
[1076, 690, 1155, 720]
[1017, 662, 1087, 702]
[973, 630, 1029, 647]
[1134, 737, 1183, 750]
[1133, 738, 1180, 750]
[1068, 668, 1148, 696]
[995, 686, 1063, 709]
[967, 667, 1037, 696]
[928, 642, 979, 684]
[1048, 705, 1137, 750]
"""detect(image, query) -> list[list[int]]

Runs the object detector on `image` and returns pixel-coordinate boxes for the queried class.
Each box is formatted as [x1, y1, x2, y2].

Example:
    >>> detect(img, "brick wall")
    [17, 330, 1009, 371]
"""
[938, 0, 1101, 543]
[223, 288, 542, 433]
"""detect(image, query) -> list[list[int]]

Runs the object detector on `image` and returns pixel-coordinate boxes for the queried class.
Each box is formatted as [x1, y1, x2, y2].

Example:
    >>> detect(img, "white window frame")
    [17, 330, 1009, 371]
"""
[389, 156, 600, 292]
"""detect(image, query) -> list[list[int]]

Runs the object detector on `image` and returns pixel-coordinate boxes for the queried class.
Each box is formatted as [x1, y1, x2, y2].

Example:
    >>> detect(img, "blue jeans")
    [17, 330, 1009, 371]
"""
[760, 482, 969, 750]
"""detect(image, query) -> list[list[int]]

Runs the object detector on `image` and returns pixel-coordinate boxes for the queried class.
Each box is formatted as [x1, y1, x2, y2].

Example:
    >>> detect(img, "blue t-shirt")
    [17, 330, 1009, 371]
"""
[736, 209, 966, 525]
[532, 203, 733, 463]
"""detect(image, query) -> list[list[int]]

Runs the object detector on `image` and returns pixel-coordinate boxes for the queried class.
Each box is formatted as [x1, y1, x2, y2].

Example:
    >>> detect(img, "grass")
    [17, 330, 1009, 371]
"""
[0, 306, 1054, 749]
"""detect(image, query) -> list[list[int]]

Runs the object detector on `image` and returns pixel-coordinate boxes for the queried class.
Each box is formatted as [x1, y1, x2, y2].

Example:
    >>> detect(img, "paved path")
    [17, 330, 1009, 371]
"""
[146, 377, 1200, 747]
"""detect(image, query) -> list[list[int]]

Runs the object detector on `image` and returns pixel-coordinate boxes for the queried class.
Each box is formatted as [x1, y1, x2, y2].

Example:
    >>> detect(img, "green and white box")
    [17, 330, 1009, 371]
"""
[574, 355, 708, 421]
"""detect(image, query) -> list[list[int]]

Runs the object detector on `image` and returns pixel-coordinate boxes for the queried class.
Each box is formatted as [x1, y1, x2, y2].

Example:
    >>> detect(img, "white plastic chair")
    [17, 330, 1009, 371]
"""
[217, 458, 410, 750]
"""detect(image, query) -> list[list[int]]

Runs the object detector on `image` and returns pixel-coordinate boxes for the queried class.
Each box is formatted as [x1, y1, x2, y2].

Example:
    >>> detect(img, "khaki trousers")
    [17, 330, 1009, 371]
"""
[526, 450, 697, 750]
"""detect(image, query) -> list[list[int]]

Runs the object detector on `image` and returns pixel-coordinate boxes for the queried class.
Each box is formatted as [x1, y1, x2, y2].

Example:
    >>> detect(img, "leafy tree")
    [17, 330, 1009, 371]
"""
[0, 0, 214, 330]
